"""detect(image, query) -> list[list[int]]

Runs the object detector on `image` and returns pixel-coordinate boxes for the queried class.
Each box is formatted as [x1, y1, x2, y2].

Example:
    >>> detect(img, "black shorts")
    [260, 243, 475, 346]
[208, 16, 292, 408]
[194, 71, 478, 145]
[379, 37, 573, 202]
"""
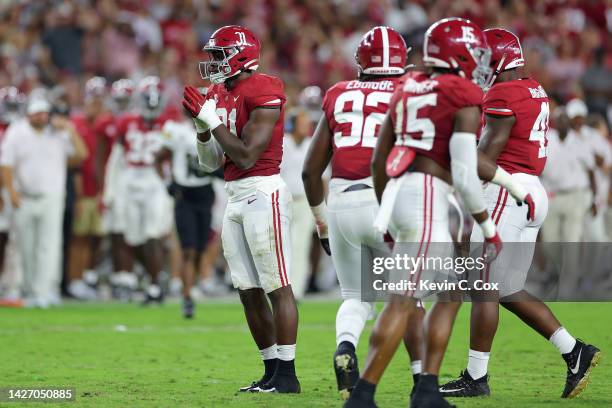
[174, 184, 215, 252]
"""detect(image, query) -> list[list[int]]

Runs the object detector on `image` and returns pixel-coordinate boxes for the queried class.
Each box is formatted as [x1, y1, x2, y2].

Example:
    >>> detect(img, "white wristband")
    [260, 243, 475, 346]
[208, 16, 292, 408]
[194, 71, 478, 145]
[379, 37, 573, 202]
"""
[192, 117, 208, 133]
[479, 218, 496, 239]
[492, 167, 526, 201]
[310, 201, 327, 226]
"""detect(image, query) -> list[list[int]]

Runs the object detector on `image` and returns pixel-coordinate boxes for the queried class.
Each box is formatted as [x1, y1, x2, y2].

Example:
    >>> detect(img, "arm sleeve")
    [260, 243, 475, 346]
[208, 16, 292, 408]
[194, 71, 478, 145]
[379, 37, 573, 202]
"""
[197, 136, 224, 172]
[449, 131, 487, 214]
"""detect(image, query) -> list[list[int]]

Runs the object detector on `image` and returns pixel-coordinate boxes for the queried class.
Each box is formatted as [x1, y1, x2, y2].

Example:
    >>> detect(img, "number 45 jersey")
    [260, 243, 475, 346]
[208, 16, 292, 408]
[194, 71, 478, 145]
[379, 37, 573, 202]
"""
[323, 77, 401, 180]
[482, 78, 549, 175]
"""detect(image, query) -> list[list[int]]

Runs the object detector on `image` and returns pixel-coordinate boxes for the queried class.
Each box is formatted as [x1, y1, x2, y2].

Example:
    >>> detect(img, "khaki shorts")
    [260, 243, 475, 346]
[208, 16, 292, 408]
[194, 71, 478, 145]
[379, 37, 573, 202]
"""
[73, 197, 104, 236]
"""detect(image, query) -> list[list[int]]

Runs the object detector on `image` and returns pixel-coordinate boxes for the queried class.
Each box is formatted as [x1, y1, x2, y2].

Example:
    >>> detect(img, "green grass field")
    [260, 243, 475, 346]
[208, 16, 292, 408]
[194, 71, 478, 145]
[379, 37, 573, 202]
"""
[0, 300, 610, 407]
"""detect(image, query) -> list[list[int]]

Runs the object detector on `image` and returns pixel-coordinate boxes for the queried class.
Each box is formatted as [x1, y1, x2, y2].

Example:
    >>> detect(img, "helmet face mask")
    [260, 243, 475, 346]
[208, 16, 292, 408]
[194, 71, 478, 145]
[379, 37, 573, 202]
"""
[199, 26, 261, 84]
[200, 47, 240, 84]
[423, 18, 492, 89]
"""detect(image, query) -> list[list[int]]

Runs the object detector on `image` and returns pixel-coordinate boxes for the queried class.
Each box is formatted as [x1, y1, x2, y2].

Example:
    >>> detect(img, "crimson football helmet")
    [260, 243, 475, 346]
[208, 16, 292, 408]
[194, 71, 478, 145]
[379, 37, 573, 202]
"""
[423, 18, 492, 88]
[200, 25, 261, 84]
[138, 76, 164, 119]
[355, 26, 408, 76]
[110, 78, 134, 111]
[484, 28, 524, 87]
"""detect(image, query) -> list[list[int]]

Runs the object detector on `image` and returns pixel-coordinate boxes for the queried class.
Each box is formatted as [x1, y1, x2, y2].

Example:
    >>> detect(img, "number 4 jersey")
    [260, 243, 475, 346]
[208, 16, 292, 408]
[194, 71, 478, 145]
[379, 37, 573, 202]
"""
[206, 73, 286, 181]
[482, 78, 549, 176]
[323, 77, 401, 180]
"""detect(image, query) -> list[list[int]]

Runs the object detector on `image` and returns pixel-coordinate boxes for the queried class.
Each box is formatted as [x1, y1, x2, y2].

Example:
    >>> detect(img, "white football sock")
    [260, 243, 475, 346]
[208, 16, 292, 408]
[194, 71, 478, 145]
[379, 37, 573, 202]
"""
[411, 360, 422, 375]
[549, 327, 576, 354]
[259, 344, 278, 360]
[277, 344, 296, 361]
[336, 299, 373, 347]
[467, 349, 490, 380]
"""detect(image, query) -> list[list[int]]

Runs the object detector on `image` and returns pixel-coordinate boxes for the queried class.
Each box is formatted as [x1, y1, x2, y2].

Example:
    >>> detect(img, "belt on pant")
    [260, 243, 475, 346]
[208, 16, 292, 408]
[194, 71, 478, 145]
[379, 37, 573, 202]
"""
[343, 183, 372, 193]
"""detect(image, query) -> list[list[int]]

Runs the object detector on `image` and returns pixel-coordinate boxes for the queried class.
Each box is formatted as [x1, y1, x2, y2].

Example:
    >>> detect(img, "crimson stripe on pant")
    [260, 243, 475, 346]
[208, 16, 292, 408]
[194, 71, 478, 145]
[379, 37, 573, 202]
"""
[406, 174, 433, 297]
[271, 190, 288, 287]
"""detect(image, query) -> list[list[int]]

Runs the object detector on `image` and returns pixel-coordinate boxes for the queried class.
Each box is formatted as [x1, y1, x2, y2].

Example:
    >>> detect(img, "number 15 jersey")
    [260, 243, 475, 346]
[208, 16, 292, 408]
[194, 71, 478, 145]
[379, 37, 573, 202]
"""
[388, 71, 484, 172]
[323, 77, 401, 180]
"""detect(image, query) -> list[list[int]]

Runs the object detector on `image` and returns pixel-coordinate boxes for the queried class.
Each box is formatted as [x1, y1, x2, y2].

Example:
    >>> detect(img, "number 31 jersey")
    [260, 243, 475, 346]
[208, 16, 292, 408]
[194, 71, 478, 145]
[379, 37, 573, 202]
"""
[206, 73, 286, 182]
[389, 71, 483, 171]
[482, 78, 549, 176]
[323, 77, 401, 180]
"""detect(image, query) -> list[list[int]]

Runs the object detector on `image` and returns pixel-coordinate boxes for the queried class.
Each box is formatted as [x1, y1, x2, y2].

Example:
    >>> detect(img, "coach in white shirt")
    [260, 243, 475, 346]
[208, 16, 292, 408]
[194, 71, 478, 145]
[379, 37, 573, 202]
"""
[541, 107, 597, 242]
[0, 97, 87, 307]
[281, 109, 316, 300]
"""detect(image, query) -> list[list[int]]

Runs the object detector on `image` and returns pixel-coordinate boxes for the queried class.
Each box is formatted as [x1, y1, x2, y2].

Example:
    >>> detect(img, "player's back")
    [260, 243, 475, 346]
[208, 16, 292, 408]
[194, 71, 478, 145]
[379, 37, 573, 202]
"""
[323, 77, 401, 180]
[389, 71, 484, 171]
[482, 78, 548, 176]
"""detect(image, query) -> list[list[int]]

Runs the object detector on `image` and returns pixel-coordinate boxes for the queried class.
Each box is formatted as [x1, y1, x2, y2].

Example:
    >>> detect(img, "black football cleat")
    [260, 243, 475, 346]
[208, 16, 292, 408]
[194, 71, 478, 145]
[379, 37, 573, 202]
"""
[411, 389, 456, 408]
[561, 340, 602, 398]
[334, 346, 360, 400]
[182, 298, 194, 319]
[142, 285, 164, 306]
[439, 370, 490, 397]
[251, 374, 301, 393]
[238, 377, 268, 393]
[343, 395, 378, 408]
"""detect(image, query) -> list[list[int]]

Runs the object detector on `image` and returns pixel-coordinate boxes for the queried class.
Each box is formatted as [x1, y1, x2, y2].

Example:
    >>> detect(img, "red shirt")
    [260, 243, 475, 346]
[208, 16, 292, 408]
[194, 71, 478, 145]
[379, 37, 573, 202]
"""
[117, 109, 179, 167]
[72, 113, 99, 196]
[323, 77, 401, 180]
[482, 78, 549, 176]
[389, 72, 484, 171]
[206, 73, 286, 182]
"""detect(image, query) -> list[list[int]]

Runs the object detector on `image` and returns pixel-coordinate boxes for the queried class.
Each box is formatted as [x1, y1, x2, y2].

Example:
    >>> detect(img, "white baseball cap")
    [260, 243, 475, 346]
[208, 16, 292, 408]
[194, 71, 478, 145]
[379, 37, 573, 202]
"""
[26, 98, 51, 115]
[566, 98, 588, 119]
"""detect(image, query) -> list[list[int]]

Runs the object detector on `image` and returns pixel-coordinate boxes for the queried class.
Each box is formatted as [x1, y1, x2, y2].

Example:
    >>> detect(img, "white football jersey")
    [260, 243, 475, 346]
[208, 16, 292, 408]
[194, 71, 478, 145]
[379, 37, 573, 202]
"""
[162, 120, 213, 187]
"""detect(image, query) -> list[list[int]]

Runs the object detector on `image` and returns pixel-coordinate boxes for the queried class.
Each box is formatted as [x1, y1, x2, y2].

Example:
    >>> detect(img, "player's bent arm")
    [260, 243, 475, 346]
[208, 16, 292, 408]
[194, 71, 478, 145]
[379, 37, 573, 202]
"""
[211, 107, 280, 170]
[302, 116, 333, 207]
[371, 114, 395, 203]
[196, 131, 224, 172]
[477, 113, 515, 162]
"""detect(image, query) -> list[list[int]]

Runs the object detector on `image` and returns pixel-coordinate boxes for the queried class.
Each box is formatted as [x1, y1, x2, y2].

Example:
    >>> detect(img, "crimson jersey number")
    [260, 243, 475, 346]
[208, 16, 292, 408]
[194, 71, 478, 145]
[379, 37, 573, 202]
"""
[333, 90, 392, 148]
[394, 93, 438, 150]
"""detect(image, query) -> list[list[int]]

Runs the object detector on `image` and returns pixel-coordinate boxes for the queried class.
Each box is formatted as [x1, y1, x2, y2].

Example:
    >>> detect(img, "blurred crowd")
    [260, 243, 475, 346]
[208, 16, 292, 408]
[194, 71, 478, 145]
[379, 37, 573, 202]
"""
[0, 0, 610, 307]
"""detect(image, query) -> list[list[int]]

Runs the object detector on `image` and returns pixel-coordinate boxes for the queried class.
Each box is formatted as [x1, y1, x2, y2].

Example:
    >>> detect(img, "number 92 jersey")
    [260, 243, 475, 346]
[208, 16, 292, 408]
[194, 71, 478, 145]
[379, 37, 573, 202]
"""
[206, 73, 286, 182]
[482, 78, 549, 176]
[323, 77, 401, 180]
[389, 71, 483, 171]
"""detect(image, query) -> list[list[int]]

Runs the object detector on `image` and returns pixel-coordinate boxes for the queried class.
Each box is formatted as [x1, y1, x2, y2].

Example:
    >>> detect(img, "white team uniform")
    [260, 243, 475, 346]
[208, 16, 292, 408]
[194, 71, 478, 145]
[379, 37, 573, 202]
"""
[115, 117, 172, 246]
[327, 177, 382, 299]
[222, 175, 293, 293]
[470, 175, 548, 297]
